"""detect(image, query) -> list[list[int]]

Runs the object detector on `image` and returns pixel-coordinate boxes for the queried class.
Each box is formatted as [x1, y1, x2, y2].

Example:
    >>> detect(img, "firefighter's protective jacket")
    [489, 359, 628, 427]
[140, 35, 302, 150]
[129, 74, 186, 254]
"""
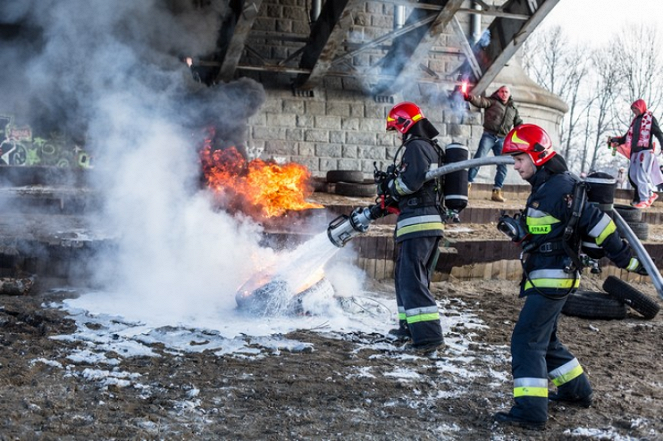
[520, 166, 632, 296]
[388, 136, 444, 243]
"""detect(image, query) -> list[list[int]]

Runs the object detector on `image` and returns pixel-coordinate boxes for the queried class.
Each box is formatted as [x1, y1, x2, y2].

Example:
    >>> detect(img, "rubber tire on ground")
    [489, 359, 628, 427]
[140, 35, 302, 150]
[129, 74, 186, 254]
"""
[326, 170, 364, 184]
[334, 181, 377, 197]
[612, 204, 642, 223]
[561, 290, 627, 320]
[628, 221, 649, 241]
[603, 275, 660, 319]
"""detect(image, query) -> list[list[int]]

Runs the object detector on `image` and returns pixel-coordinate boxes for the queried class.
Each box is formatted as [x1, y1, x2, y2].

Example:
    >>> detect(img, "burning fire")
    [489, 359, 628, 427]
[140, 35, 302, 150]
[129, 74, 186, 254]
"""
[460, 80, 468, 96]
[200, 144, 323, 219]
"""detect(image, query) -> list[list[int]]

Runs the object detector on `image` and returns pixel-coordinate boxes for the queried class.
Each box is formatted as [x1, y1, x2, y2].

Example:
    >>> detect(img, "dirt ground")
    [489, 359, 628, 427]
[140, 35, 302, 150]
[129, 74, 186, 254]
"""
[1, 189, 663, 440]
[1, 277, 662, 440]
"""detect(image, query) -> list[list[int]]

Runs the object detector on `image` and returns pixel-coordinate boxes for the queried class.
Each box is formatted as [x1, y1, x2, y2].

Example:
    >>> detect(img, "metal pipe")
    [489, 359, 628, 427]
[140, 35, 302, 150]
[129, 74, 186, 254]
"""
[394, 5, 406, 29]
[310, 0, 322, 23]
[470, 1, 482, 45]
[612, 210, 663, 299]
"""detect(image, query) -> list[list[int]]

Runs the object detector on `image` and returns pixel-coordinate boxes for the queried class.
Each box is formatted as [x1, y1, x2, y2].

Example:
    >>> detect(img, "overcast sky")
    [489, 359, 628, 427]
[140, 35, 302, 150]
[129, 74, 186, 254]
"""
[540, 0, 661, 46]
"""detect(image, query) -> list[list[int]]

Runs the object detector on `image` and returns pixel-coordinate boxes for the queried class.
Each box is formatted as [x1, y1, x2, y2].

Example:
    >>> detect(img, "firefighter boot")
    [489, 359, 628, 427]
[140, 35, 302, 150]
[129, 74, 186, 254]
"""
[549, 391, 593, 408]
[491, 188, 506, 202]
[388, 322, 411, 342]
[403, 339, 445, 356]
[494, 412, 546, 431]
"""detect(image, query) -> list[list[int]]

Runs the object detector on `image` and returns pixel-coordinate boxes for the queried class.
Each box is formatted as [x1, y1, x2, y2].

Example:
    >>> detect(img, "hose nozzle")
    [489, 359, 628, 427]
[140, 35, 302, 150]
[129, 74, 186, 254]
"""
[327, 205, 379, 247]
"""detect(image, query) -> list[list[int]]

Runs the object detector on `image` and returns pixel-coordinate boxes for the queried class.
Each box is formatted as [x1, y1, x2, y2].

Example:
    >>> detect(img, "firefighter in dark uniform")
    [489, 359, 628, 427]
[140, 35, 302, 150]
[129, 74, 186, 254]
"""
[381, 102, 445, 354]
[494, 124, 646, 430]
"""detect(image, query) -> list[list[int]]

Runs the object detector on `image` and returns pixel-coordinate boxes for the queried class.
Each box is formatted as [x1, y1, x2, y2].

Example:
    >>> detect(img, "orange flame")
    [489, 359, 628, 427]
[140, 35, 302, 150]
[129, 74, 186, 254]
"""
[201, 145, 323, 219]
[461, 81, 468, 95]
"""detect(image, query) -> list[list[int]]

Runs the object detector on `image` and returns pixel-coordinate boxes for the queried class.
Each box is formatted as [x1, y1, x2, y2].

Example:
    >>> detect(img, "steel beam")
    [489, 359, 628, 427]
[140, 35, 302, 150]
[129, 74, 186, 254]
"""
[462, 0, 560, 95]
[215, 0, 263, 83]
[294, 0, 364, 90]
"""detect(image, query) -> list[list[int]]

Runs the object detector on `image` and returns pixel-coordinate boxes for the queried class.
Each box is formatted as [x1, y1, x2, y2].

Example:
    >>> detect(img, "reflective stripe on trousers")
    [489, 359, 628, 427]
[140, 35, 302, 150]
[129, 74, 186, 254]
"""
[394, 237, 443, 346]
[549, 358, 584, 387]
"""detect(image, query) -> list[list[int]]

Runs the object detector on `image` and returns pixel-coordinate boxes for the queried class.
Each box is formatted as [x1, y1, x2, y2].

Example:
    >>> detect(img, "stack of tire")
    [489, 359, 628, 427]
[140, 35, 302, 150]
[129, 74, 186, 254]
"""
[326, 170, 376, 198]
[562, 276, 660, 320]
[611, 204, 649, 240]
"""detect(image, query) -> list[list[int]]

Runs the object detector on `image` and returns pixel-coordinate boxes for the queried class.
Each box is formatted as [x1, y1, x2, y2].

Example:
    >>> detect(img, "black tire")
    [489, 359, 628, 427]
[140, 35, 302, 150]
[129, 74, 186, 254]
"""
[628, 221, 649, 241]
[334, 181, 376, 197]
[562, 290, 627, 320]
[326, 170, 364, 184]
[612, 204, 642, 223]
[603, 275, 660, 319]
[309, 177, 328, 193]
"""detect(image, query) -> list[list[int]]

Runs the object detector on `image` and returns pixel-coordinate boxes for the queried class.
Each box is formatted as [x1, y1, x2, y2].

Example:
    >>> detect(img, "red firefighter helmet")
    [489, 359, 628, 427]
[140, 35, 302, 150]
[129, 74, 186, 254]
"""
[386, 102, 424, 134]
[502, 124, 556, 166]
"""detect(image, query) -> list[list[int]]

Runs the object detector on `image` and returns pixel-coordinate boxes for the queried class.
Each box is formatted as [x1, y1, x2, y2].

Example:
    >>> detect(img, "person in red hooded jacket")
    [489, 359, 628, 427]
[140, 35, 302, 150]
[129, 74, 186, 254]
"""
[610, 99, 663, 208]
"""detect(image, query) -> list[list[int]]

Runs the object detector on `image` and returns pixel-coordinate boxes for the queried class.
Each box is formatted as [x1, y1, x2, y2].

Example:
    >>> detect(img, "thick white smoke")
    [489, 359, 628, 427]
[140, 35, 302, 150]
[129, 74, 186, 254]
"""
[0, 1, 373, 336]
[0, 1, 280, 322]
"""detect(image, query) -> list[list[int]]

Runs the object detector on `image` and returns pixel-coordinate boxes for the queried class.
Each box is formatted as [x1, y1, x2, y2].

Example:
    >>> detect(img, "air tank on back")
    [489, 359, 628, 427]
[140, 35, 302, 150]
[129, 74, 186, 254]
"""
[442, 142, 469, 222]
[582, 171, 617, 259]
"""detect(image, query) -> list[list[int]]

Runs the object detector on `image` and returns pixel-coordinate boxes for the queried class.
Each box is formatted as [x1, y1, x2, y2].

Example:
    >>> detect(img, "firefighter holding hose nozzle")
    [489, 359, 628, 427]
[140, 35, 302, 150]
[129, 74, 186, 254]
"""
[493, 124, 647, 431]
[375, 102, 446, 354]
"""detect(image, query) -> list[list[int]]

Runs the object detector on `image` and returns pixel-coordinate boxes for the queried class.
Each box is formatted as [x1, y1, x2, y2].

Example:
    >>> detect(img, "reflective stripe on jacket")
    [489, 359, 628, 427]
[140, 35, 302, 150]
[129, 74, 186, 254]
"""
[521, 171, 631, 296]
[391, 138, 444, 243]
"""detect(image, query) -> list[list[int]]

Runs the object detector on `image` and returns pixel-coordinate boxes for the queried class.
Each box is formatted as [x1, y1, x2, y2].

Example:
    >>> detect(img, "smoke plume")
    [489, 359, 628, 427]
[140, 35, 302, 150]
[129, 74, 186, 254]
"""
[0, 0, 276, 319]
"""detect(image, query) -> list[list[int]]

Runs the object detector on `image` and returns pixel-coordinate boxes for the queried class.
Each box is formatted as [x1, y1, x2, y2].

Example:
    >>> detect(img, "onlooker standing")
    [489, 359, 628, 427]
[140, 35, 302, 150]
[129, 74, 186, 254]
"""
[464, 85, 523, 202]
[610, 99, 663, 208]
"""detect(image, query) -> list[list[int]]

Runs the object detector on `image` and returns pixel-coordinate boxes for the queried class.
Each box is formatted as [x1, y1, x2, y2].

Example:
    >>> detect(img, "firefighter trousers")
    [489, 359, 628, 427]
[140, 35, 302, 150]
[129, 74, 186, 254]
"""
[394, 237, 443, 346]
[509, 292, 593, 422]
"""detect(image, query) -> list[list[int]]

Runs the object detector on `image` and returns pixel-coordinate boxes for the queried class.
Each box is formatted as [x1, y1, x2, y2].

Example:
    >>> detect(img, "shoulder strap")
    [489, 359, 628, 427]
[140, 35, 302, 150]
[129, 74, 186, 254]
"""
[561, 178, 587, 272]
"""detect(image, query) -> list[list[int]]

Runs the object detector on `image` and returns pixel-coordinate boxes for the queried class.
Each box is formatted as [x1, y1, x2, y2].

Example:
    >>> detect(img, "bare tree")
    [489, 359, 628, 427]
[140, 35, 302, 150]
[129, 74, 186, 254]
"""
[586, 47, 623, 172]
[522, 23, 663, 175]
[611, 24, 663, 121]
[522, 26, 592, 169]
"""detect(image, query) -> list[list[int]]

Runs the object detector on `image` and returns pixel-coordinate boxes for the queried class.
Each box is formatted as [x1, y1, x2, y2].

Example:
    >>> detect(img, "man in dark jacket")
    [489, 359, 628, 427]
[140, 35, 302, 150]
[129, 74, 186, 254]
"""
[494, 124, 646, 430]
[610, 99, 663, 208]
[464, 85, 522, 202]
[382, 102, 445, 354]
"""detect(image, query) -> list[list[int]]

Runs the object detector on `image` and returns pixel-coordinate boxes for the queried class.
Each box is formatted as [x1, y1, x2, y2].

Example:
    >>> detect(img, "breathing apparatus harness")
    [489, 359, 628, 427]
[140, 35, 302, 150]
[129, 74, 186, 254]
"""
[498, 177, 588, 298]
[373, 136, 445, 216]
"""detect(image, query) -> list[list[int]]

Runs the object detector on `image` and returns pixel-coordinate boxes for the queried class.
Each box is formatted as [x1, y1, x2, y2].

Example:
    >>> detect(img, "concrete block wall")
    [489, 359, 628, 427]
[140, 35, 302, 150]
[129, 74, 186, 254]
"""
[242, 0, 562, 180]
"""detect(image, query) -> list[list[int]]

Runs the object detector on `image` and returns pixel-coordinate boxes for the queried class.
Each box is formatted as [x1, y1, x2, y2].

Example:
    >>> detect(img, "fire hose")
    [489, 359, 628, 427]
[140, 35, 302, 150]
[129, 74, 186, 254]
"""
[327, 155, 514, 247]
[612, 210, 663, 300]
[326, 156, 663, 299]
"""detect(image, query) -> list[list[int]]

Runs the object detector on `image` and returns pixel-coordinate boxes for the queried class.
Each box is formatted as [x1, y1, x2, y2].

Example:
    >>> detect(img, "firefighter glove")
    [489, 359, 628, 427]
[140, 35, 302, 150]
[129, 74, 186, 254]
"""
[626, 257, 648, 276]
[497, 212, 528, 243]
[376, 178, 390, 196]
